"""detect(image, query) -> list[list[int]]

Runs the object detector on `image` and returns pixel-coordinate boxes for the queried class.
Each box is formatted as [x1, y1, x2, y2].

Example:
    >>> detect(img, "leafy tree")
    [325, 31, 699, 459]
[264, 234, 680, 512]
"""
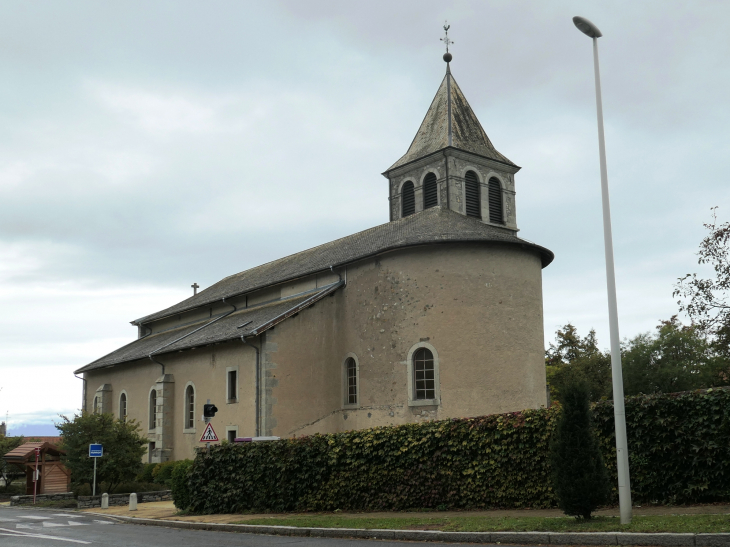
[675, 208, 730, 360]
[0, 435, 25, 492]
[56, 412, 147, 494]
[622, 316, 728, 395]
[549, 380, 610, 519]
[546, 324, 612, 402]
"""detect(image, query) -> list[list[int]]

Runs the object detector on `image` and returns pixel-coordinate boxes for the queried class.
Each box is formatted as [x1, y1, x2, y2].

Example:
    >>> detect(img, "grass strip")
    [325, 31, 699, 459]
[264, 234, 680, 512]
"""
[237, 514, 730, 534]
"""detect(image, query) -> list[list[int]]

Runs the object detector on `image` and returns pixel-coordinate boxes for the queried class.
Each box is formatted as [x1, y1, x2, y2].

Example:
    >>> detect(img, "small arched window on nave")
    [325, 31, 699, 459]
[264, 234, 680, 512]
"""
[413, 348, 435, 400]
[119, 393, 127, 423]
[464, 170, 481, 219]
[488, 177, 504, 224]
[401, 181, 415, 218]
[149, 390, 156, 430]
[345, 357, 358, 405]
[423, 172, 438, 209]
[185, 384, 195, 429]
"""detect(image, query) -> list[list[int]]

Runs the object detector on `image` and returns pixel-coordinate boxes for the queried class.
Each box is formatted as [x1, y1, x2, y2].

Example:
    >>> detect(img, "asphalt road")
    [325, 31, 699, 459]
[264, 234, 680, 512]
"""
[0, 505, 481, 547]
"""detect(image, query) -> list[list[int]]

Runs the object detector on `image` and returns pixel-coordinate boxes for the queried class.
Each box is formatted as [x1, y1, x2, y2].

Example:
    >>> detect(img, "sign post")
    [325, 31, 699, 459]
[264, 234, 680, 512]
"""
[89, 443, 103, 497]
[33, 446, 40, 504]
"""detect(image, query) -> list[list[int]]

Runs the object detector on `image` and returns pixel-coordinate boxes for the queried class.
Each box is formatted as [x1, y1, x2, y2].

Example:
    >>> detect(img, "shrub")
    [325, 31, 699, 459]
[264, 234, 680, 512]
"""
[152, 461, 177, 487]
[550, 380, 609, 518]
[171, 460, 193, 510]
[136, 463, 156, 483]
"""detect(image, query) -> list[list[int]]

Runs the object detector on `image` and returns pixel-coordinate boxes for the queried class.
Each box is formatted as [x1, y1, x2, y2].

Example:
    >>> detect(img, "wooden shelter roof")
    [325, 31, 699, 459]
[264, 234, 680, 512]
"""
[2, 442, 64, 463]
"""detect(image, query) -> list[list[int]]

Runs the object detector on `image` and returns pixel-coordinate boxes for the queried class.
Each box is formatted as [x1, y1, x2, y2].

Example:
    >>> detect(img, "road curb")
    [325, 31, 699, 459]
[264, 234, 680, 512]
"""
[90, 514, 730, 546]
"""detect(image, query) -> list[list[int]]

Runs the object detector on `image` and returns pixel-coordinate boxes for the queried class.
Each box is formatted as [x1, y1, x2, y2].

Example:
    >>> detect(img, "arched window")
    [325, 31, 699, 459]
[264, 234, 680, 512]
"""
[345, 357, 357, 405]
[119, 393, 127, 422]
[149, 390, 157, 430]
[488, 177, 504, 224]
[185, 384, 195, 429]
[423, 172, 438, 209]
[93, 396, 99, 414]
[464, 170, 481, 219]
[413, 348, 435, 400]
[401, 181, 415, 217]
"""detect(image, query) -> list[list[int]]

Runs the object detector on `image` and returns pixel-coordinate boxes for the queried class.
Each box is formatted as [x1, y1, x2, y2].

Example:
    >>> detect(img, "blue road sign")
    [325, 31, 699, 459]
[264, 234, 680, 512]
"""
[89, 444, 103, 458]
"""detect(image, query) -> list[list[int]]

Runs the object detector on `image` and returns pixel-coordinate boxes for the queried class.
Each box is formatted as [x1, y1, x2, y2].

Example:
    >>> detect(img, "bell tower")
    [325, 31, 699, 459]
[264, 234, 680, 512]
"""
[382, 31, 520, 232]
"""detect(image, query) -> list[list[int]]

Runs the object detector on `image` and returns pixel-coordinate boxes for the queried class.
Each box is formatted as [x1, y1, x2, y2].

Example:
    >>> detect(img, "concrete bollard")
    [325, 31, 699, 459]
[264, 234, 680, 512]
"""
[129, 493, 137, 511]
[101, 493, 109, 509]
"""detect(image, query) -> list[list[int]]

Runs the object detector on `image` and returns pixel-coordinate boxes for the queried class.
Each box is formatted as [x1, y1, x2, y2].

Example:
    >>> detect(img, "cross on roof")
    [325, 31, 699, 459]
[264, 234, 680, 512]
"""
[440, 22, 453, 53]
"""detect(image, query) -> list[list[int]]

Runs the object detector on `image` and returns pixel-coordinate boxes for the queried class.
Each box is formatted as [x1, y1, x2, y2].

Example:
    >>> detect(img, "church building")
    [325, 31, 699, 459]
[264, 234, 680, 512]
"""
[75, 53, 554, 463]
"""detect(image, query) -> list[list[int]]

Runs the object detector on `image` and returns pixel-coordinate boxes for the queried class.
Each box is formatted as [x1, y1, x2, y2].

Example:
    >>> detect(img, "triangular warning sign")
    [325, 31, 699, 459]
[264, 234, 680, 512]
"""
[199, 422, 219, 442]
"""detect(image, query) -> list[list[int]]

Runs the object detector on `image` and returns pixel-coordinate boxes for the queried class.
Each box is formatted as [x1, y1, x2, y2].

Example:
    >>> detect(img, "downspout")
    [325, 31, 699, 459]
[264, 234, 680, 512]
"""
[149, 297, 238, 377]
[74, 373, 87, 413]
[241, 335, 261, 437]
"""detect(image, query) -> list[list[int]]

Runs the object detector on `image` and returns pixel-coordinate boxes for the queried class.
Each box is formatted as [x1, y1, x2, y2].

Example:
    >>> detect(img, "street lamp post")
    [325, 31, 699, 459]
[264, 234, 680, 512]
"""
[572, 16, 632, 525]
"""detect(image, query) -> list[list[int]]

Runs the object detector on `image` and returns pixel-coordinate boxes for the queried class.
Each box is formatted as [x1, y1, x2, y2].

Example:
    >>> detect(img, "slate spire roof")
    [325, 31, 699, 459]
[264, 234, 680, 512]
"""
[385, 64, 516, 172]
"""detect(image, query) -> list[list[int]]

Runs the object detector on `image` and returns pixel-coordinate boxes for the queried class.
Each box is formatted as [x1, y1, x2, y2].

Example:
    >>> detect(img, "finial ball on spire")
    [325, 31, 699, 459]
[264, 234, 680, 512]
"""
[443, 52, 452, 63]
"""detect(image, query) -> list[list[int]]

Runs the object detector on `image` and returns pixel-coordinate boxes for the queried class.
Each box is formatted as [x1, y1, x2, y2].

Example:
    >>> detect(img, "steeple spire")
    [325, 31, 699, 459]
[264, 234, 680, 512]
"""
[442, 22, 454, 147]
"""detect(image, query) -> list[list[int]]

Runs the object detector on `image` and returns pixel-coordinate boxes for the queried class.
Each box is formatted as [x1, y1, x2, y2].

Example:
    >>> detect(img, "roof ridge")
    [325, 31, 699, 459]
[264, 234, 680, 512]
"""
[131, 207, 552, 326]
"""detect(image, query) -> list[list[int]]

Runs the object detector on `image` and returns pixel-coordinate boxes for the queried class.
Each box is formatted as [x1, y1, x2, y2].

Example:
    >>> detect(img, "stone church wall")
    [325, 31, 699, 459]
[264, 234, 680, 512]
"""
[83, 241, 547, 459]
[267, 242, 547, 438]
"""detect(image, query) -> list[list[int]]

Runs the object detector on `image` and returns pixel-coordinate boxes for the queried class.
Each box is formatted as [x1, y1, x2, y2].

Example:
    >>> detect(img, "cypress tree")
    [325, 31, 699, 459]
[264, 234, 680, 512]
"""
[549, 379, 610, 518]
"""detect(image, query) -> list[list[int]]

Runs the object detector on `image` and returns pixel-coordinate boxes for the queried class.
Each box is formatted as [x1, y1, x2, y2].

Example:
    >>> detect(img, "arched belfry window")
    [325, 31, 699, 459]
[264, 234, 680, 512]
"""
[413, 348, 435, 400]
[488, 177, 504, 224]
[401, 181, 415, 218]
[464, 170, 481, 219]
[423, 172, 438, 209]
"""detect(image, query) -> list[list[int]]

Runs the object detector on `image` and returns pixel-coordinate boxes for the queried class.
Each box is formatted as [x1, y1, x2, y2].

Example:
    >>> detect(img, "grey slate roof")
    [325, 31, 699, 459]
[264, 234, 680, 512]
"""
[385, 69, 517, 172]
[75, 285, 341, 373]
[133, 206, 553, 326]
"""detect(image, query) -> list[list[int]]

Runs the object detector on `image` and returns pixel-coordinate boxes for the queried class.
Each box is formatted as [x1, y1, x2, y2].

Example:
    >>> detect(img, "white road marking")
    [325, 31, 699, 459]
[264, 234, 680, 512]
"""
[67, 520, 88, 526]
[43, 521, 70, 527]
[18, 515, 51, 519]
[0, 526, 91, 544]
[0, 518, 16, 522]
[54, 513, 82, 517]
[93, 519, 113, 524]
[16, 523, 40, 529]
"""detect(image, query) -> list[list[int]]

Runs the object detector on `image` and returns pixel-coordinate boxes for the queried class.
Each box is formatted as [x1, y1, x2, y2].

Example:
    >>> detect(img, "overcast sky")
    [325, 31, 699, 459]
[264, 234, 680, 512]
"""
[1, 1, 728, 435]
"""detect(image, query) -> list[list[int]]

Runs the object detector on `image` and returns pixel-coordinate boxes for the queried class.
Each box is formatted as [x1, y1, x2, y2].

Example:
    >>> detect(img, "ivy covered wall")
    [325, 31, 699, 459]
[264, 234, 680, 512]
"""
[186, 388, 730, 514]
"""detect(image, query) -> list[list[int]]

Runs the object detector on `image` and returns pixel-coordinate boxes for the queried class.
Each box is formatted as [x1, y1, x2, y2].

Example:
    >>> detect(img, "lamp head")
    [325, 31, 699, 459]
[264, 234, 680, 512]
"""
[573, 16, 602, 38]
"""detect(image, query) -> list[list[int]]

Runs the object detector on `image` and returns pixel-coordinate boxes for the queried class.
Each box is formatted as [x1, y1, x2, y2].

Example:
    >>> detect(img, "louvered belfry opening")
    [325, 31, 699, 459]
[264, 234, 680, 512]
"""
[401, 181, 415, 217]
[423, 172, 438, 209]
[488, 177, 504, 224]
[464, 170, 481, 219]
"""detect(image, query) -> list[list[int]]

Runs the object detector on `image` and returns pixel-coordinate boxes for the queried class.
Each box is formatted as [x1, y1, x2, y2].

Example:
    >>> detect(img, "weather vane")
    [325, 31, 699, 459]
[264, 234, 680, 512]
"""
[440, 21, 453, 53]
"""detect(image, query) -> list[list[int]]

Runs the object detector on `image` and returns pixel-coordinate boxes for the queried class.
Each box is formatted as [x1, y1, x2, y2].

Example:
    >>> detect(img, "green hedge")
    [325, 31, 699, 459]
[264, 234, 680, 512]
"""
[170, 460, 193, 510]
[186, 388, 730, 514]
[593, 387, 730, 505]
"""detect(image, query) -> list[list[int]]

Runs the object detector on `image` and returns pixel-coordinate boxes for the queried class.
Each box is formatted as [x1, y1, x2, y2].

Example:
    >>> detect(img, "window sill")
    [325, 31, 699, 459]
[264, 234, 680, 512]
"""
[342, 403, 359, 410]
[227, 399, 238, 404]
[183, 428, 196, 434]
[408, 398, 440, 407]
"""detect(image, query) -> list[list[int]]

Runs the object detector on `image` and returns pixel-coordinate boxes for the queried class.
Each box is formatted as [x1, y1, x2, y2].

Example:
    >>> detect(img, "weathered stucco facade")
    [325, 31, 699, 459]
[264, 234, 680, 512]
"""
[76, 58, 554, 463]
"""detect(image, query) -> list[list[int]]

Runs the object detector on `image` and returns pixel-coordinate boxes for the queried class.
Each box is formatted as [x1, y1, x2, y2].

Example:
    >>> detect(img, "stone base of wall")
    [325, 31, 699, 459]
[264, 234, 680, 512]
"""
[10, 492, 75, 506]
[77, 490, 172, 509]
